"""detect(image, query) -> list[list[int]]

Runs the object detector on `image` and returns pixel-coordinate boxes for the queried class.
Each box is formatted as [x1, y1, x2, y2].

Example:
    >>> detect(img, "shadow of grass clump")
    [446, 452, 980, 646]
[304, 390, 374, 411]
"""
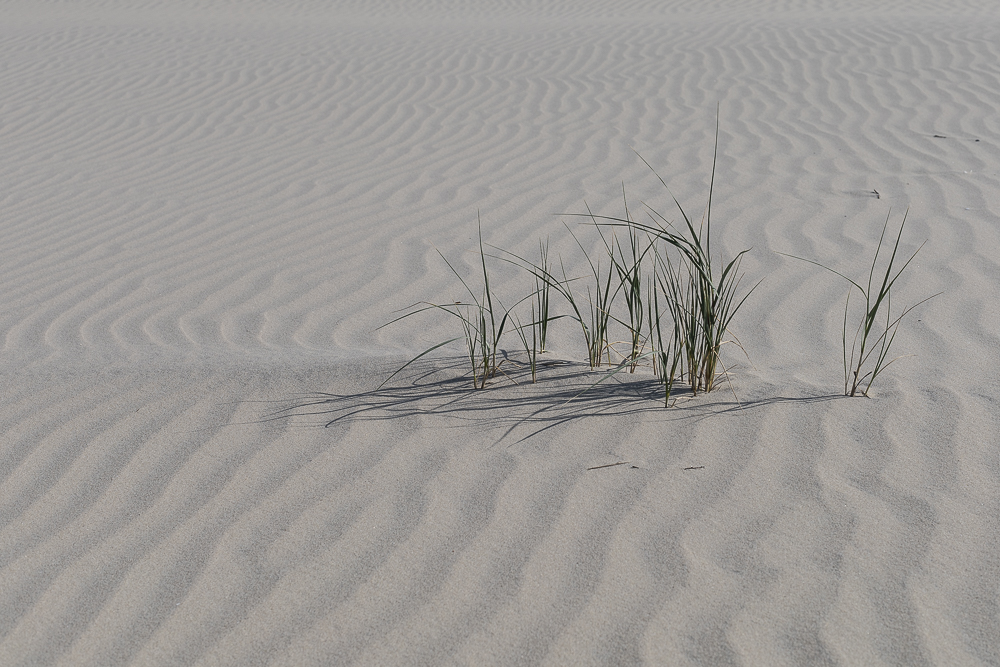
[275, 357, 674, 428]
[262, 356, 843, 443]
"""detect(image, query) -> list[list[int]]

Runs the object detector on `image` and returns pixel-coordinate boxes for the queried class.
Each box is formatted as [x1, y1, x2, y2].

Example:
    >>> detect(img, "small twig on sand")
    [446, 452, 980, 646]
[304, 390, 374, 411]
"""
[587, 461, 630, 470]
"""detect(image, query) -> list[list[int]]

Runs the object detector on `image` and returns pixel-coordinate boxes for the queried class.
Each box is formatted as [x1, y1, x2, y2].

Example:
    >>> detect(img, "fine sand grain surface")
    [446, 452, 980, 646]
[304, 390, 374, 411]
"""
[2, 1, 1000, 665]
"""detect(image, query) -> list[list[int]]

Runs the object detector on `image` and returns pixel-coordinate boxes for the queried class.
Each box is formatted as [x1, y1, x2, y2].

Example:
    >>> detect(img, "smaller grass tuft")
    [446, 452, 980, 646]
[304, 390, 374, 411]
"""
[378, 213, 526, 390]
[779, 208, 938, 397]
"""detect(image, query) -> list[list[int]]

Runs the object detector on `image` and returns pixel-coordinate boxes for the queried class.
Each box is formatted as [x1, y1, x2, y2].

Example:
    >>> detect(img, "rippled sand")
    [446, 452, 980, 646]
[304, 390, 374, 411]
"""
[1, 1, 998, 664]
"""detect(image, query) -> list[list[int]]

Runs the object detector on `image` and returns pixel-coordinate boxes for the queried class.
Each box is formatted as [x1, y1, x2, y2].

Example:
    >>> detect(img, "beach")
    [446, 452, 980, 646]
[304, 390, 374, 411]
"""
[1, 1, 998, 664]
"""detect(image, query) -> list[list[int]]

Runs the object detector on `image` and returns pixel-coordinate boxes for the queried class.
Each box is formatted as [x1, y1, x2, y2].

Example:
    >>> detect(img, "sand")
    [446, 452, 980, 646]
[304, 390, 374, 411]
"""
[1, 1, 999, 664]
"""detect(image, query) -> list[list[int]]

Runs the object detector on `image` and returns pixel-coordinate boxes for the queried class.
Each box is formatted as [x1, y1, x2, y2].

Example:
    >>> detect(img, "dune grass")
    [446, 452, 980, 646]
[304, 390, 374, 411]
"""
[384, 199, 753, 404]
[780, 209, 936, 397]
[647, 252, 685, 405]
[510, 303, 539, 383]
[381, 114, 759, 404]
[378, 214, 528, 390]
[564, 220, 620, 369]
[606, 188, 656, 373]
[534, 238, 553, 353]
[494, 223, 621, 372]
[568, 112, 759, 396]
[378, 112, 941, 406]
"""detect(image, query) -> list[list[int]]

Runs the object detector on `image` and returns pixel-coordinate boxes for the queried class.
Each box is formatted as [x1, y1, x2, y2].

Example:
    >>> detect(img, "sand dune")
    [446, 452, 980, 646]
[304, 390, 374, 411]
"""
[1, 1, 999, 665]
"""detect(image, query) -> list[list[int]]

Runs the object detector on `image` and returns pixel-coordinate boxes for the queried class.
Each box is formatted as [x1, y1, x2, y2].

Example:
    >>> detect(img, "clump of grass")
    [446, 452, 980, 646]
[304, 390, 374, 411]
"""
[500, 223, 621, 370]
[639, 133, 756, 393]
[574, 111, 758, 396]
[780, 209, 936, 397]
[380, 110, 758, 404]
[377, 215, 520, 390]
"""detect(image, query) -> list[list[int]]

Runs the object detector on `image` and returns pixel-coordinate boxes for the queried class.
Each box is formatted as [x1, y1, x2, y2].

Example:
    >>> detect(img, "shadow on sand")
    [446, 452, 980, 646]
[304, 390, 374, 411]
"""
[259, 355, 844, 443]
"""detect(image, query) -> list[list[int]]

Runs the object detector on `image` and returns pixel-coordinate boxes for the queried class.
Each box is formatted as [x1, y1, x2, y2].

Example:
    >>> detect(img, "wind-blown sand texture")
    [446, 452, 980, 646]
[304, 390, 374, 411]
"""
[2, 1, 999, 664]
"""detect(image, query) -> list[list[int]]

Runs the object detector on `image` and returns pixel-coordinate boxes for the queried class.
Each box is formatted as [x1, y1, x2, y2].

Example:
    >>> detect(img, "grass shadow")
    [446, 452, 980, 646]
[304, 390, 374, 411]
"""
[260, 355, 844, 443]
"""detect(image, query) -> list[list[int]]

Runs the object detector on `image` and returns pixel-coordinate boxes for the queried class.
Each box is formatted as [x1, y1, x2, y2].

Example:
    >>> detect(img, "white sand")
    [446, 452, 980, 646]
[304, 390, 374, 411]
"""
[1, 1, 999, 664]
